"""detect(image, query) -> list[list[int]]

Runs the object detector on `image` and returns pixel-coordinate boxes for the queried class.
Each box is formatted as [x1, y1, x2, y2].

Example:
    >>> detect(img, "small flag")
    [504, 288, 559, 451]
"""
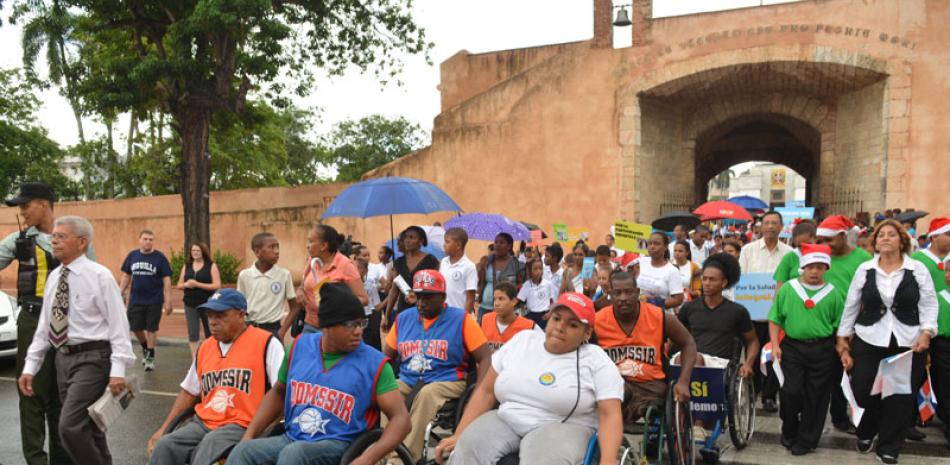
[871, 350, 913, 399]
[841, 373, 865, 427]
[918, 375, 937, 423]
[760, 343, 772, 376]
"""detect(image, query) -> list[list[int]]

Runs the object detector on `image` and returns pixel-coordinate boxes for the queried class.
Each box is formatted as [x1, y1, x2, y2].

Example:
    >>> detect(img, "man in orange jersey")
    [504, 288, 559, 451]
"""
[595, 270, 697, 424]
[147, 289, 283, 465]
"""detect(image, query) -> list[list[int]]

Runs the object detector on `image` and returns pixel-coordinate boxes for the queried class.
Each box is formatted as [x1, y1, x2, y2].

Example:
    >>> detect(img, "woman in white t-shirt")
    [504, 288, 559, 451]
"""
[637, 232, 685, 310]
[434, 292, 623, 465]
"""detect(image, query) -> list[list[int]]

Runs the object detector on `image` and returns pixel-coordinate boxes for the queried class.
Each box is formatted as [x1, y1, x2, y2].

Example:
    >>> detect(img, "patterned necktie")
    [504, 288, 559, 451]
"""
[49, 267, 70, 348]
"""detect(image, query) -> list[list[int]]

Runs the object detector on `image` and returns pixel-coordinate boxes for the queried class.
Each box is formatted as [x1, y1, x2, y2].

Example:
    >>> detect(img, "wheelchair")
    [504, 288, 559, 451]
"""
[629, 378, 696, 465]
[667, 349, 756, 464]
[163, 405, 415, 464]
[414, 381, 477, 465]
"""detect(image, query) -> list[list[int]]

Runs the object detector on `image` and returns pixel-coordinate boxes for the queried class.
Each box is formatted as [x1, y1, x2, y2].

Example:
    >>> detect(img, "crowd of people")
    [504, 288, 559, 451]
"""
[2, 180, 948, 465]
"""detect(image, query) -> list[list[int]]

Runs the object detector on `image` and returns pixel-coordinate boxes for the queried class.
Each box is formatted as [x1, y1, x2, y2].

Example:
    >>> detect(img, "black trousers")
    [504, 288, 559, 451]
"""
[829, 364, 851, 425]
[754, 321, 779, 401]
[779, 337, 838, 449]
[850, 336, 926, 457]
[930, 336, 950, 430]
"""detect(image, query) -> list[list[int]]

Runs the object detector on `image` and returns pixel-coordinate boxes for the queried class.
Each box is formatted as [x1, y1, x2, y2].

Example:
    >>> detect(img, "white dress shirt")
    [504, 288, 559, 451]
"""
[24, 255, 136, 377]
[837, 255, 939, 348]
[739, 238, 792, 274]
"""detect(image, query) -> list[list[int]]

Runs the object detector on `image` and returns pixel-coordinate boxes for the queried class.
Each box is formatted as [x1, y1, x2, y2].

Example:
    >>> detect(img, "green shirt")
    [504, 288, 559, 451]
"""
[768, 279, 844, 340]
[277, 343, 398, 396]
[912, 249, 949, 336]
[773, 250, 801, 283]
[825, 248, 873, 297]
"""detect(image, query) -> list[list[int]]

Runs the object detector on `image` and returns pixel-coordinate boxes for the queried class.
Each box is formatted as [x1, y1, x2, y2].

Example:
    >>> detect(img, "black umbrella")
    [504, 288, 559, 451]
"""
[895, 210, 928, 224]
[652, 211, 701, 232]
[519, 221, 548, 239]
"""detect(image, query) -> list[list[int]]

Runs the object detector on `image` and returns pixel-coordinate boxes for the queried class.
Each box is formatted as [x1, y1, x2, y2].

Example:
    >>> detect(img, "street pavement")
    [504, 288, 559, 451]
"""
[0, 318, 947, 465]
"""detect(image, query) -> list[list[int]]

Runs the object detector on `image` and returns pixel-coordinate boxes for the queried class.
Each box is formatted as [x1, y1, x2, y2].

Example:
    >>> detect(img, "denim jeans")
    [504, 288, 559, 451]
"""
[225, 435, 349, 465]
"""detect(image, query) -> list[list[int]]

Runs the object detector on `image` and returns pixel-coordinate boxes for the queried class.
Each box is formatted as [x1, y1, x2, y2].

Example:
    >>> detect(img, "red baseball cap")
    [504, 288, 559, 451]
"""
[412, 269, 446, 294]
[551, 292, 596, 325]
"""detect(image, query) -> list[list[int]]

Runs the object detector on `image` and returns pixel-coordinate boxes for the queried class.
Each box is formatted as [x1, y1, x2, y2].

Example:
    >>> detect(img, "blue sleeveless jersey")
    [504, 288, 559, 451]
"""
[395, 306, 468, 385]
[284, 333, 389, 443]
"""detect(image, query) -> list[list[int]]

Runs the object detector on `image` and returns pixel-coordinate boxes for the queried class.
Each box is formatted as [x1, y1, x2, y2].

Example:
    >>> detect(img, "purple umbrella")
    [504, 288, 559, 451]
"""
[445, 213, 532, 242]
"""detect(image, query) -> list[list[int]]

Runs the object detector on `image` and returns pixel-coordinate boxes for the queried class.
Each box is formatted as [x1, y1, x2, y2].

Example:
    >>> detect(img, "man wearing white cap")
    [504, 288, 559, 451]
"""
[816, 215, 873, 433]
[912, 217, 950, 445]
[768, 243, 844, 456]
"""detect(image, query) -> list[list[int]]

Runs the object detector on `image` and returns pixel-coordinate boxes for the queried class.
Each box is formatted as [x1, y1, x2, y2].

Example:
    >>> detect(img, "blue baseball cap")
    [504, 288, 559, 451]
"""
[198, 288, 247, 312]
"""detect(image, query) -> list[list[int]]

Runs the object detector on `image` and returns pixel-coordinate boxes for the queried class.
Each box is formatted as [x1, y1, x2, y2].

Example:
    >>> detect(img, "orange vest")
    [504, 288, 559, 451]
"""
[595, 303, 666, 382]
[194, 326, 273, 429]
[481, 313, 536, 351]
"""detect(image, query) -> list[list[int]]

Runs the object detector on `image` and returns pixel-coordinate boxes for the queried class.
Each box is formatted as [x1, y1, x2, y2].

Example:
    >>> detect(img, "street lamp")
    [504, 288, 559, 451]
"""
[613, 4, 632, 27]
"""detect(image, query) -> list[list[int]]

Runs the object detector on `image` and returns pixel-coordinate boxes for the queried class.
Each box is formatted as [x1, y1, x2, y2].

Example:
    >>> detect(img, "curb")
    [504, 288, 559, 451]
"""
[157, 337, 191, 348]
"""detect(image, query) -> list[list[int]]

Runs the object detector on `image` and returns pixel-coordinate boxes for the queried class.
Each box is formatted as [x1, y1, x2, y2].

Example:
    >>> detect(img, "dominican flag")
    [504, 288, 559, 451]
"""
[760, 342, 773, 376]
[918, 375, 938, 424]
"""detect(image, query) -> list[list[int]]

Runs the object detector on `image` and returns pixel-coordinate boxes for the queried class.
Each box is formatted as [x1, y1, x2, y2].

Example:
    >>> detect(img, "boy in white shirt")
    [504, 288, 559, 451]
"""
[440, 227, 478, 313]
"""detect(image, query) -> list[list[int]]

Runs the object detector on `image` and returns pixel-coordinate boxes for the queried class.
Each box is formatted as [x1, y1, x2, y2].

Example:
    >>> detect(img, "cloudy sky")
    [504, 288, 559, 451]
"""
[0, 0, 800, 151]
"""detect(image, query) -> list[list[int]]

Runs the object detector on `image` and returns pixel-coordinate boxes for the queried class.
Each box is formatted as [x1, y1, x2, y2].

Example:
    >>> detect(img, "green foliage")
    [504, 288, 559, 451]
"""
[212, 250, 243, 285]
[322, 115, 426, 182]
[0, 68, 77, 200]
[168, 248, 242, 285]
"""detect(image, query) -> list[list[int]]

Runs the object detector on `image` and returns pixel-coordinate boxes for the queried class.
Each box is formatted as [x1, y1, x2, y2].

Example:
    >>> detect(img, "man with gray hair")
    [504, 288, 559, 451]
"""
[18, 215, 136, 465]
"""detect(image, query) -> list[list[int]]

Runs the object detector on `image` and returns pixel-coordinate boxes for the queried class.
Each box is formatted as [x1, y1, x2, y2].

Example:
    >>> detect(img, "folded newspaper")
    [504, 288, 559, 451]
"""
[87, 375, 141, 432]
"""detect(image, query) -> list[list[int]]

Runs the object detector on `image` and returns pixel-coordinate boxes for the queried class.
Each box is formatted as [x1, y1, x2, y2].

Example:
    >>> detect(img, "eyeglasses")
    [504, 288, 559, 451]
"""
[340, 319, 369, 330]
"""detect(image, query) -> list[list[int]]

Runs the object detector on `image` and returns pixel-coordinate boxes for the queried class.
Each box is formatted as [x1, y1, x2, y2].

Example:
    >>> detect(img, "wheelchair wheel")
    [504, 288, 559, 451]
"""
[452, 384, 477, 427]
[339, 428, 415, 464]
[665, 385, 694, 465]
[163, 405, 197, 435]
[727, 370, 755, 450]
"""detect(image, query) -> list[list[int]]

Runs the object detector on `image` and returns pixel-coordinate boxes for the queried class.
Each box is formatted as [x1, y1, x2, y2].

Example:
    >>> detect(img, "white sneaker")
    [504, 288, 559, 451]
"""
[144, 357, 155, 371]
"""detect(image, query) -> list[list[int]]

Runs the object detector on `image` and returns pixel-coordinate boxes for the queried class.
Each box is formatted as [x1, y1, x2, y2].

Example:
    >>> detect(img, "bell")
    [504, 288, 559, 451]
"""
[613, 7, 632, 27]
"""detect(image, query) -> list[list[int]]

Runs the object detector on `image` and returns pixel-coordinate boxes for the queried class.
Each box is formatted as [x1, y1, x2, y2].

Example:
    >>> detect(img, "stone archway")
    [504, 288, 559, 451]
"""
[616, 46, 911, 223]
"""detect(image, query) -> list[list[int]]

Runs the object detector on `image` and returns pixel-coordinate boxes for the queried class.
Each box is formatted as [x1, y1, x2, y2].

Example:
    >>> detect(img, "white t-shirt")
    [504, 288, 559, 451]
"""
[492, 331, 624, 436]
[637, 258, 684, 301]
[440, 256, 478, 310]
[675, 262, 694, 290]
[363, 266, 384, 315]
[517, 279, 558, 314]
[543, 267, 564, 294]
[180, 335, 285, 395]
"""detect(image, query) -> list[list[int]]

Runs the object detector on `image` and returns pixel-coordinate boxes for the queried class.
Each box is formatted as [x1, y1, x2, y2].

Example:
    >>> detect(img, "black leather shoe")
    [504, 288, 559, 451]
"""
[834, 421, 857, 435]
[905, 426, 926, 442]
[877, 453, 899, 464]
[762, 398, 778, 412]
[856, 438, 875, 454]
[790, 444, 812, 456]
[781, 435, 795, 449]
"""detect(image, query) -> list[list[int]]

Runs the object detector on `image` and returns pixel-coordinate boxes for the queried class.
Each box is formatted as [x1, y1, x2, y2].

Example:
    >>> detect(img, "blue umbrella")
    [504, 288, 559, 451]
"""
[322, 176, 462, 243]
[445, 213, 532, 242]
[728, 195, 769, 211]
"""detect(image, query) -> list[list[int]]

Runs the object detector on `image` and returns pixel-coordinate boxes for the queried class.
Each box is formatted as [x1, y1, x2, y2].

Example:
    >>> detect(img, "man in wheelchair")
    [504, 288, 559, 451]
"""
[147, 289, 284, 465]
[677, 253, 759, 376]
[594, 270, 696, 424]
[383, 270, 492, 462]
[227, 283, 411, 465]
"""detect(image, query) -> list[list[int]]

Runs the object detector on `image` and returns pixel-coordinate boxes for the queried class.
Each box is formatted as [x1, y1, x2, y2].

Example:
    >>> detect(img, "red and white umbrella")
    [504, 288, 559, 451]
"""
[693, 200, 753, 222]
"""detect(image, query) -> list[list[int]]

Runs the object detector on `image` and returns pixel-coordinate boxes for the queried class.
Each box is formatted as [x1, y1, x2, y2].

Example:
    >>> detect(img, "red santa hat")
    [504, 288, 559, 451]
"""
[816, 215, 854, 238]
[928, 217, 950, 237]
[615, 252, 640, 270]
[799, 243, 832, 270]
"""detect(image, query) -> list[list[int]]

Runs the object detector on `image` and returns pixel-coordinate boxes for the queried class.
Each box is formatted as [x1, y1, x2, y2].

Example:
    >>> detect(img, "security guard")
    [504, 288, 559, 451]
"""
[0, 182, 71, 465]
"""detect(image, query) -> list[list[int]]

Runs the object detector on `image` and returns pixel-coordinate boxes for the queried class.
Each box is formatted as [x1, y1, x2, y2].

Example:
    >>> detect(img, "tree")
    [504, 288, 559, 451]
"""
[711, 168, 735, 198]
[35, 0, 431, 251]
[0, 68, 76, 200]
[321, 114, 425, 182]
[14, 0, 87, 142]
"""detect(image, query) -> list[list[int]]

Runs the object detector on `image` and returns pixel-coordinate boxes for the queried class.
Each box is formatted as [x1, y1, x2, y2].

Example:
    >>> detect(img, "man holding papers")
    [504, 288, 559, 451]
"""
[769, 244, 844, 456]
[837, 220, 938, 465]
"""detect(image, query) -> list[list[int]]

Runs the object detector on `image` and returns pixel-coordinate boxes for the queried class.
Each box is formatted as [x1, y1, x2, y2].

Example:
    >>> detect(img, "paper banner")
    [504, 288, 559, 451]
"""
[613, 220, 652, 255]
[553, 224, 570, 242]
[581, 257, 596, 279]
[732, 273, 777, 320]
[774, 207, 815, 239]
[528, 230, 543, 247]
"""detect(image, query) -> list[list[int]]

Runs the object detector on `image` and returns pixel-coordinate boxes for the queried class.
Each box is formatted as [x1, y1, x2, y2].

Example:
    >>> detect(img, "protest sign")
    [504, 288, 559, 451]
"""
[733, 273, 777, 320]
[581, 257, 596, 279]
[613, 220, 652, 255]
[669, 365, 726, 424]
[553, 224, 569, 242]
[528, 230, 544, 247]
[775, 207, 814, 239]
